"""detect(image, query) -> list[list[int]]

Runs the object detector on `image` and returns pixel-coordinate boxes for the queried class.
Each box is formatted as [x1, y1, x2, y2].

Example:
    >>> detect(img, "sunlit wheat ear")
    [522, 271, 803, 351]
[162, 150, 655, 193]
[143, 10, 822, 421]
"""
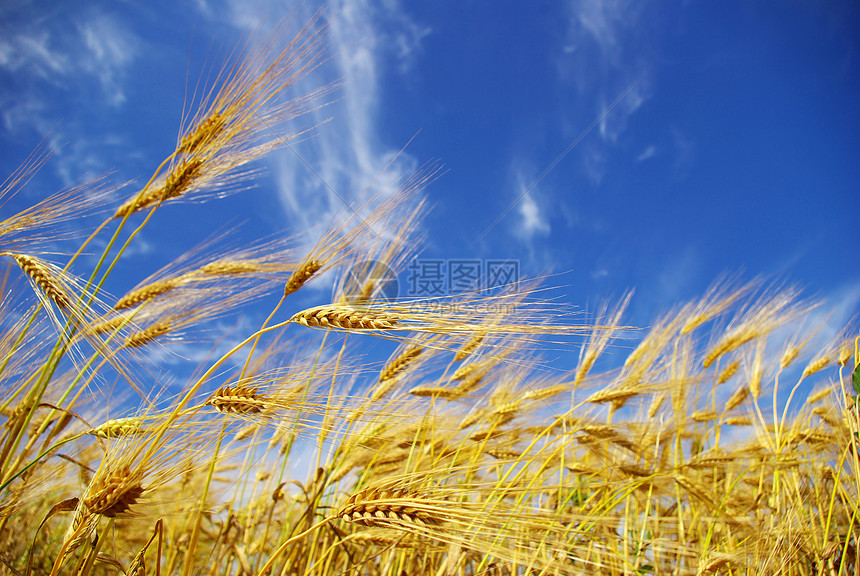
[802, 334, 854, 379]
[370, 342, 427, 400]
[85, 417, 146, 439]
[85, 311, 135, 336]
[454, 360, 498, 397]
[646, 391, 667, 419]
[114, 16, 331, 219]
[702, 287, 808, 368]
[801, 354, 833, 378]
[125, 543, 147, 576]
[284, 258, 323, 296]
[290, 305, 400, 330]
[780, 343, 802, 369]
[692, 410, 719, 423]
[117, 292, 238, 350]
[123, 320, 173, 348]
[812, 405, 842, 427]
[121, 519, 161, 576]
[699, 552, 742, 574]
[82, 464, 145, 518]
[451, 360, 482, 381]
[575, 292, 632, 385]
[409, 385, 460, 399]
[5, 253, 71, 310]
[454, 333, 485, 361]
[379, 345, 423, 383]
[806, 384, 836, 405]
[114, 278, 181, 310]
[584, 383, 640, 407]
[724, 415, 752, 427]
[0, 148, 116, 254]
[743, 337, 766, 399]
[716, 359, 740, 385]
[59, 511, 99, 565]
[197, 258, 262, 276]
[523, 382, 572, 401]
[206, 384, 269, 414]
[114, 158, 204, 218]
[724, 385, 750, 411]
[681, 277, 753, 335]
[177, 111, 226, 156]
[337, 487, 445, 528]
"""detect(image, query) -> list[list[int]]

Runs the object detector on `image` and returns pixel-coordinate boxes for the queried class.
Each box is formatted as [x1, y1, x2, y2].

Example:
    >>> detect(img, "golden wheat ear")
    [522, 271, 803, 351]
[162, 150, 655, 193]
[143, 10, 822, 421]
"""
[284, 259, 323, 296]
[113, 14, 331, 220]
[5, 253, 72, 310]
[206, 384, 269, 415]
[82, 464, 145, 518]
[290, 305, 401, 330]
[1, 252, 125, 340]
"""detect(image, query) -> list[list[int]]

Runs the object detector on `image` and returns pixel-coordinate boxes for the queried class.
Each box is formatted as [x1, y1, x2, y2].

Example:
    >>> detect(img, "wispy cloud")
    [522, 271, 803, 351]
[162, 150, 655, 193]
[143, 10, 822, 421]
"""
[561, 0, 648, 91]
[560, 0, 653, 181]
[218, 0, 426, 246]
[506, 161, 551, 243]
[518, 191, 551, 239]
[636, 144, 657, 162]
[0, 31, 68, 79]
[0, 11, 137, 110]
[0, 8, 138, 186]
[78, 14, 137, 106]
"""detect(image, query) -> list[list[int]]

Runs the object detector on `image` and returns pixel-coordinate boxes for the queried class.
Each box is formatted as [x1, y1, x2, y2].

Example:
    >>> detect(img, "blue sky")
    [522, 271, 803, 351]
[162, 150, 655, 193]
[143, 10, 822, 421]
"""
[1, 0, 858, 360]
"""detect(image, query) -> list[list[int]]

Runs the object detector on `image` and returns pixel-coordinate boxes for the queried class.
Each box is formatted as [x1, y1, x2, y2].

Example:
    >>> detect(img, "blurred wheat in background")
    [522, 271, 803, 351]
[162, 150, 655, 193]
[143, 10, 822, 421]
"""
[0, 10, 858, 576]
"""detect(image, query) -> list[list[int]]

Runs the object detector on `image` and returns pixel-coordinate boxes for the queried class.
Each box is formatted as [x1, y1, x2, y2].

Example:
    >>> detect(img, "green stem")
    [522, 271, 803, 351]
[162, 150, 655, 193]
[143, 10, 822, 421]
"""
[0, 432, 85, 493]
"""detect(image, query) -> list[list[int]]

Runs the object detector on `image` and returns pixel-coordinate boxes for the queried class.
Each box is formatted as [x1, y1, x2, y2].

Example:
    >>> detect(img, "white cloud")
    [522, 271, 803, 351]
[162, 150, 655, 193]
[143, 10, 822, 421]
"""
[636, 144, 657, 162]
[216, 0, 426, 248]
[0, 8, 139, 187]
[78, 15, 137, 106]
[569, 0, 642, 64]
[0, 12, 136, 106]
[560, 0, 653, 181]
[510, 165, 551, 241]
[379, 0, 431, 74]
[518, 191, 551, 239]
[0, 32, 68, 78]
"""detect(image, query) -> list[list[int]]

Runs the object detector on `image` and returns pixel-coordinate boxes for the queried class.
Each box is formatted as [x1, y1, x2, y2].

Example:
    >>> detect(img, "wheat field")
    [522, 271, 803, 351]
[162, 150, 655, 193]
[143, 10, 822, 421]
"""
[0, 14, 858, 576]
